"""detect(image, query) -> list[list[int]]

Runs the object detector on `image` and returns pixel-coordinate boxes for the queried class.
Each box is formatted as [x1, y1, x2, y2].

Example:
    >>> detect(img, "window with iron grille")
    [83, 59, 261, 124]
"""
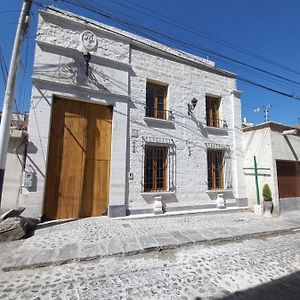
[144, 145, 168, 192]
[146, 82, 168, 120]
[206, 96, 221, 128]
[207, 149, 224, 190]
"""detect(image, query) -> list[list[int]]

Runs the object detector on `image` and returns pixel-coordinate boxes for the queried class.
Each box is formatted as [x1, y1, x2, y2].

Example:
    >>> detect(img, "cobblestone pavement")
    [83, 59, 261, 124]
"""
[0, 232, 300, 299]
[3, 210, 300, 270]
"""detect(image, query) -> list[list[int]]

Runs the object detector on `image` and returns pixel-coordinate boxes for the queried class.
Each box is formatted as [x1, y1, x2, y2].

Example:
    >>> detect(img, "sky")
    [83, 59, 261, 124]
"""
[0, 0, 300, 126]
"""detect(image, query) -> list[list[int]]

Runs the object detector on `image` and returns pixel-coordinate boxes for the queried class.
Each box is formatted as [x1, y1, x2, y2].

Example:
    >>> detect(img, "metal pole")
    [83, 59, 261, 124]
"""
[0, 0, 32, 206]
[254, 156, 260, 205]
[263, 105, 271, 122]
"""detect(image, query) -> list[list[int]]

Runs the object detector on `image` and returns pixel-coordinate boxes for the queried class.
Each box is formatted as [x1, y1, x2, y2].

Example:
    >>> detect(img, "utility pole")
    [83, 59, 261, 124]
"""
[0, 0, 33, 207]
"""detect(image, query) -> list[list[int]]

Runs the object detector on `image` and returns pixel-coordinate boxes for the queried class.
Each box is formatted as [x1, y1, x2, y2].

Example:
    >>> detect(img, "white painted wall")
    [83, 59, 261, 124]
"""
[243, 123, 300, 214]
[1, 130, 26, 213]
[243, 126, 274, 210]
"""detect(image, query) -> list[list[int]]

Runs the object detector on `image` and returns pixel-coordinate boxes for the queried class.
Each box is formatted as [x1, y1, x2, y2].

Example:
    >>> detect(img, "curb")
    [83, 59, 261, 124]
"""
[2, 226, 299, 272]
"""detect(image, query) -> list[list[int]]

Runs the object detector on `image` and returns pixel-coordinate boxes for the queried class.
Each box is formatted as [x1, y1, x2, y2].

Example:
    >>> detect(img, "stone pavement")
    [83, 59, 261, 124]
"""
[1, 231, 300, 299]
[2, 208, 300, 271]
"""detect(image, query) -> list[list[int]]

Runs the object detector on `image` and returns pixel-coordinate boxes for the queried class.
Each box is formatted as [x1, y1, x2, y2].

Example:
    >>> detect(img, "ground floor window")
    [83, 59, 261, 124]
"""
[207, 149, 224, 190]
[144, 145, 168, 192]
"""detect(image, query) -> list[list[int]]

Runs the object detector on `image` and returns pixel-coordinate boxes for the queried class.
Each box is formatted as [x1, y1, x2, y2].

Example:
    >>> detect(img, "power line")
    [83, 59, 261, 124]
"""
[0, 10, 20, 14]
[38, 3, 300, 102]
[112, 0, 300, 77]
[56, 0, 300, 90]
[0, 45, 20, 113]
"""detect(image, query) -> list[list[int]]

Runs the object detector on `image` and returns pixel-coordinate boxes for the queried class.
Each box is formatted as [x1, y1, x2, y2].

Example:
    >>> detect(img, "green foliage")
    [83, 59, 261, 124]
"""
[262, 184, 272, 202]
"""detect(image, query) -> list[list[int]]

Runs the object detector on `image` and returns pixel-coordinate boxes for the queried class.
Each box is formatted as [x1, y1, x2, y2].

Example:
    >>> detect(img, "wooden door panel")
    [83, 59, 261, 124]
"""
[277, 160, 300, 198]
[81, 104, 112, 217]
[57, 107, 87, 219]
[44, 98, 112, 220]
[81, 160, 110, 217]
[43, 99, 65, 220]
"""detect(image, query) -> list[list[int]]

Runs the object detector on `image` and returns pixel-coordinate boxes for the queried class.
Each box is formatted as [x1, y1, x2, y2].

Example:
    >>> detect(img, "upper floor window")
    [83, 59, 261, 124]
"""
[206, 96, 221, 128]
[146, 82, 168, 120]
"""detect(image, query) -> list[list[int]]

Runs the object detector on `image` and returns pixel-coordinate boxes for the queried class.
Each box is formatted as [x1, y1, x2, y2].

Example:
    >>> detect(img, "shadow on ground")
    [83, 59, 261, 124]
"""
[196, 271, 300, 300]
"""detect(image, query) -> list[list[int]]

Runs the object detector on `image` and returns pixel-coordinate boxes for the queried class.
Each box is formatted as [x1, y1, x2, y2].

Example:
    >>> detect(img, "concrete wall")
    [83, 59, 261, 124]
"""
[243, 127, 274, 210]
[243, 124, 300, 214]
[1, 130, 26, 213]
[22, 9, 246, 218]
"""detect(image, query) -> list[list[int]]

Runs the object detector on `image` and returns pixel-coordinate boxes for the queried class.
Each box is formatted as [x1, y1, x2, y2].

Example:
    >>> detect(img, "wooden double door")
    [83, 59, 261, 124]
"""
[44, 97, 112, 220]
[276, 160, 300, 199]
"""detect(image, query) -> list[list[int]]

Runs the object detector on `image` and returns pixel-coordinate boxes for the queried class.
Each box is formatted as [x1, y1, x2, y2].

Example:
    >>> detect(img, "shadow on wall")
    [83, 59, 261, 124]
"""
[141, 193, 178, 205]
[208, 271, 300, 300]
[206, 190, 234, 201]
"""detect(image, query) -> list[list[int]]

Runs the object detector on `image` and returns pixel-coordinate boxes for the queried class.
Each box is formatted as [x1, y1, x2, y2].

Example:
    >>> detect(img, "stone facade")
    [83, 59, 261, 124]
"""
[243, 122, 300, 214]
[21, 8, 246, 218]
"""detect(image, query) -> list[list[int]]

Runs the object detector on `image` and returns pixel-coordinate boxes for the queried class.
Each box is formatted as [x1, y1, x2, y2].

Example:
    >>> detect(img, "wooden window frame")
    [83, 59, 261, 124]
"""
[146, 82, 168, 120]
[207, 149, 224, 190]
[206, 96, 221, 128]
[144, 144, 168, 192]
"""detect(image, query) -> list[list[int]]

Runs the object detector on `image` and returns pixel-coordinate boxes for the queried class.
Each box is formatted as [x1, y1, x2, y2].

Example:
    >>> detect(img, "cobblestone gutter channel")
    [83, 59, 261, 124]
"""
[2, 210, 300, 272]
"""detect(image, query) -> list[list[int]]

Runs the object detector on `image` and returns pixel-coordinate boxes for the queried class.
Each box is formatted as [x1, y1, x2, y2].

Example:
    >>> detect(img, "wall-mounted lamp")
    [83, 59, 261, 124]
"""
[83, 51, 91, 77]
[188, 98, 198, 115]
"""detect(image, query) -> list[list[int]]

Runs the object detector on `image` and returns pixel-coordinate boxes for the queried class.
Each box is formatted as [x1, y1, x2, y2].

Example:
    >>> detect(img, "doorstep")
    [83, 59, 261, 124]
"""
[115, 206, 250, 220]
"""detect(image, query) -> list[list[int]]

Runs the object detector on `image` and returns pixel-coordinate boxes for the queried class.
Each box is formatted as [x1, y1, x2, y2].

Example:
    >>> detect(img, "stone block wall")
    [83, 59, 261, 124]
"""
[127, 48, 245, 213]
[22, 8, 246, 218]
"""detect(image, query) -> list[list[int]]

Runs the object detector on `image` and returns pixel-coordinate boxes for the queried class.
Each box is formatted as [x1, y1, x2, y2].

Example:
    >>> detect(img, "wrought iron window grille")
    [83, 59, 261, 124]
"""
[141, 137, 176, 193]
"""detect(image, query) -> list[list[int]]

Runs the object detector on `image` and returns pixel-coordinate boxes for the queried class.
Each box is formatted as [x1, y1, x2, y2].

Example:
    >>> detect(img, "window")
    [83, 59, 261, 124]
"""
[146, 82, 168, 120]
[207, 150, 224, 190]
[144, 145, 168, 192]
[206, 96, 221, 128]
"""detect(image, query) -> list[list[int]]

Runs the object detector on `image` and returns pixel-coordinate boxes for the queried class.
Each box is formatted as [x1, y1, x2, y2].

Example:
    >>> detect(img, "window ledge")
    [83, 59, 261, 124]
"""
[143, 117, 175, 128]
[205, 126, 228, 135]
[205, 125, 228, 131]
[206, 189, 233, 193]
[141, 191, 175, 197]
[144, 117, 173, 124]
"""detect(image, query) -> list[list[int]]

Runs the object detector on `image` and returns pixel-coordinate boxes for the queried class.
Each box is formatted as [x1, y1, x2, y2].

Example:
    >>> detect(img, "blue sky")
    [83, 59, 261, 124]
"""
[1, 0, 300, 125]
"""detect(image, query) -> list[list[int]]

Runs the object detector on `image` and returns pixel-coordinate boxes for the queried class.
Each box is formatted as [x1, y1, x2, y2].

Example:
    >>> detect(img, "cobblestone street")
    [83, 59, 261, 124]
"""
[4, 210, 300, 271]
[1, 231, 300, 299]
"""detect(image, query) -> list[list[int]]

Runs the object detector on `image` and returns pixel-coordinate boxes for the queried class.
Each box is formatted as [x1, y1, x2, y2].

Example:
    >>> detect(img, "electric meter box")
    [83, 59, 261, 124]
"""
[23, 171, 34, 188]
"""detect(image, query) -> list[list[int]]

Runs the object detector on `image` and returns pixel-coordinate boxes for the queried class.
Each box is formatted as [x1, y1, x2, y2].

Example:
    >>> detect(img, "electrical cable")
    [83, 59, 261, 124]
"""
[56, 0, 300, 90]
[35, 2, 300, 103]
[113, 0, 300, 76]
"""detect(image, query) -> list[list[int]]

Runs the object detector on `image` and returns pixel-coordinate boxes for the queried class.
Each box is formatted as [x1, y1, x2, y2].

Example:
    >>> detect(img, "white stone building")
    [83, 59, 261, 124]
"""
[243, 122, 300, 214]
[21, 8, 246, 219]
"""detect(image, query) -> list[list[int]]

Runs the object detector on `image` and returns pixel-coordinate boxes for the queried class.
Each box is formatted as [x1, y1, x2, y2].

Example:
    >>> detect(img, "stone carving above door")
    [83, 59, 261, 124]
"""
[80, 30, 98, 51]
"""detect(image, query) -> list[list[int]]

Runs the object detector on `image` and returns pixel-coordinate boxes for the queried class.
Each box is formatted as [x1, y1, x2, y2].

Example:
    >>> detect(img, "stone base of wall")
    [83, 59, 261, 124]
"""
[279, 197, 300, 213]
[108, 205, 127, 217]
[127, 200, 245, 216]
[236, 198, 248, 207]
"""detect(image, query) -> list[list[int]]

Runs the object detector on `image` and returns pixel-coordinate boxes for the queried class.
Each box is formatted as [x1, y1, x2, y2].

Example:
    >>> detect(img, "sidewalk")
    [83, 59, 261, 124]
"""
[3, 209, 300, 271]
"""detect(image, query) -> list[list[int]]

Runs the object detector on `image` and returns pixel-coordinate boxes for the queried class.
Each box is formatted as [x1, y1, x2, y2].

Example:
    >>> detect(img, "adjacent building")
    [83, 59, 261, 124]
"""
[20, 8, 246, 219]
[243, 122, 300, 214]
[0, 113, 27, 213]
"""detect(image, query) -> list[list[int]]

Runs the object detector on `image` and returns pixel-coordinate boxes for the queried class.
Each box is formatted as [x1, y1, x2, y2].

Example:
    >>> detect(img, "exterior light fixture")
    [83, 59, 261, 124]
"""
[188, 98, 198, 115]
[83, 51, 91, 77]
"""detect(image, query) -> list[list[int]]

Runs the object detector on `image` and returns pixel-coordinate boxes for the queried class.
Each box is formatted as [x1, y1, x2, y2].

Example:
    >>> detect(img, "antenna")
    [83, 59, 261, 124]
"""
[263, 105, 272, 122]
[253, 105, 271, 122]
